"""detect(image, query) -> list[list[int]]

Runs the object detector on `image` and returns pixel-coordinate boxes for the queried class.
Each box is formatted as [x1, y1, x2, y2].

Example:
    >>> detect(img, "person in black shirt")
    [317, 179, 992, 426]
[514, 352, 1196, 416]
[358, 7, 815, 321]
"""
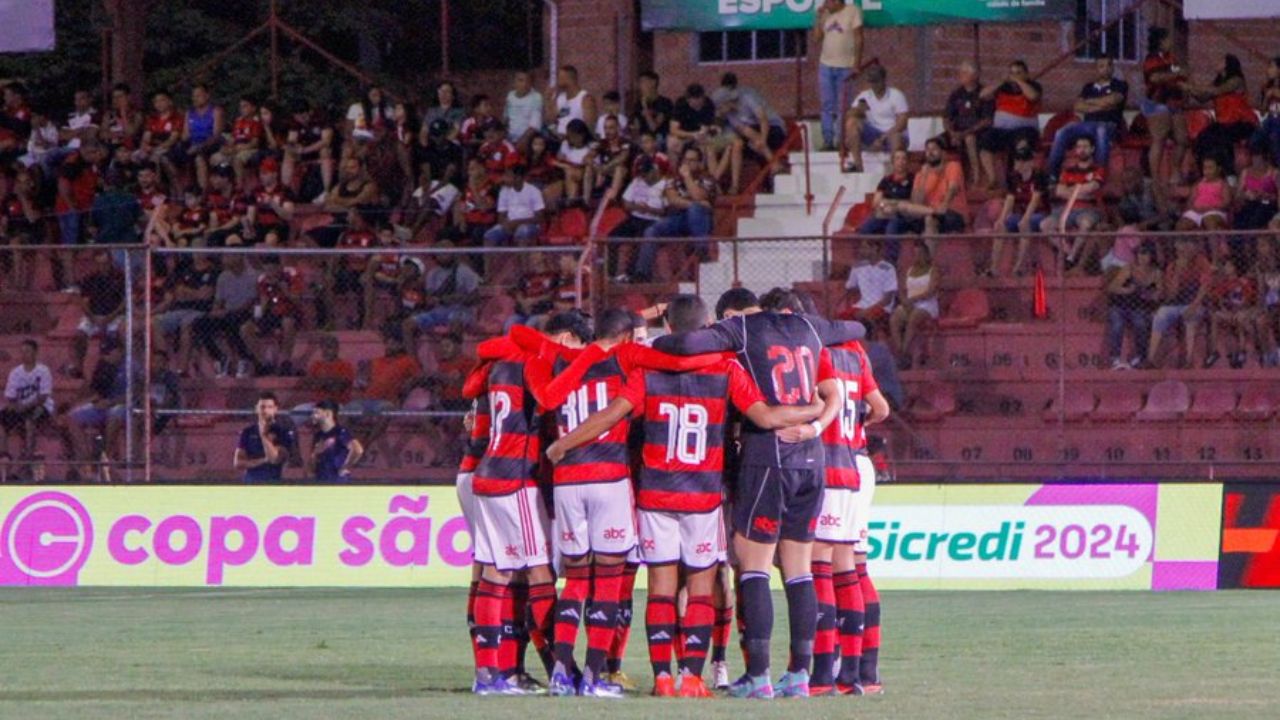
[632, 71, 674, 142]
[416, 119, 465, 190]
[943, 61, 994, 188]
[856, 149, 919, 241]
[1047, 57, 1129, 176]
[234, 391, 295, 483]
[310, 399, 363, 483]
[69, 251, 125, 379]
[667, 84, 717, 157]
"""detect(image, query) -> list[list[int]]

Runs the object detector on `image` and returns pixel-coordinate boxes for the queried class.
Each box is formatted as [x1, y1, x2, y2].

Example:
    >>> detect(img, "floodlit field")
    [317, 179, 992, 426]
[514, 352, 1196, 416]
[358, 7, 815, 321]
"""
[0, 588, 1274, 719]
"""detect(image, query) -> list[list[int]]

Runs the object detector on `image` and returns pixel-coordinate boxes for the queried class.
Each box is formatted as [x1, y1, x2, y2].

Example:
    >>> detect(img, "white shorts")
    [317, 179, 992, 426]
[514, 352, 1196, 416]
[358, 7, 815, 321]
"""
[455, 472, 476, 531]
[77, 316, 124, 336]
[1180, 209, 1227, 227]
[853, 454, 877, 548]
[472, 486, 551, 572]
[638, 508, 726, 569]
[553, 479, 637, 558]
[815, 487, 860, 544]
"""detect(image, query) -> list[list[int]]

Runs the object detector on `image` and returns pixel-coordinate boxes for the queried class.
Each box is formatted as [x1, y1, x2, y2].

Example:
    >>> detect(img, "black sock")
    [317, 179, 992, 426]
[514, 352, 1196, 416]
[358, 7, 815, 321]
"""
[740, 571, 773, 678]
[784, 574, 816, 674]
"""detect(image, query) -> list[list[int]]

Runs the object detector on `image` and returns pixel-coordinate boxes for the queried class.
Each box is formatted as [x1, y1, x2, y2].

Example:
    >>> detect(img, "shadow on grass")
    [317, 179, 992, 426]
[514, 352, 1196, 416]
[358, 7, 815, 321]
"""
[0, 687, 472, 703]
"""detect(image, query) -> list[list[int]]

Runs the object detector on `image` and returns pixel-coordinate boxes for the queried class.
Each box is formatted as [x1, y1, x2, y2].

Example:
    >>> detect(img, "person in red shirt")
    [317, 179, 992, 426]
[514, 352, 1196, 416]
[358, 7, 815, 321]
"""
[362, 223, 405, 330]
[1188, 53, 1258, 177]
[454, 157, 498, 245]
[521, 134, 562, 208]
[546, 296, 822, 697]
[1041, 135, 1106, 272]
[478, 121, 519, 183]
[0, 82, 32, 165]
[1206, 256, 1259, 369]
[245, 157, 295, 245]
[215, 96, 265, 185]
[173, 187, 209, 246]
[238, 254, 304, 376]
[1141, 26, 1190, 200]
[977, 60, 1042, 192]
[55, 146, 102, 247]
[320, 205, 378, 329]
[136, 91, 185, 188]
[294, 333, 356, 411]
[458, 94, 497, 153]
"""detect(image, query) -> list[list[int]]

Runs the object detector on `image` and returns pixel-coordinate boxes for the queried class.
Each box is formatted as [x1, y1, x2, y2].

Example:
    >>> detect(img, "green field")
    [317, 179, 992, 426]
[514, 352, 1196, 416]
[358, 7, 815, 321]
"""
[0, 588, 1274, 719]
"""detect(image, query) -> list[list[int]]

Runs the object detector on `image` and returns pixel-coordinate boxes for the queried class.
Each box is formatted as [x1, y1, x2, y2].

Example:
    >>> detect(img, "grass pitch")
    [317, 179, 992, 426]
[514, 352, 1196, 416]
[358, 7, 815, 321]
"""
[0, 588, 1273, 719]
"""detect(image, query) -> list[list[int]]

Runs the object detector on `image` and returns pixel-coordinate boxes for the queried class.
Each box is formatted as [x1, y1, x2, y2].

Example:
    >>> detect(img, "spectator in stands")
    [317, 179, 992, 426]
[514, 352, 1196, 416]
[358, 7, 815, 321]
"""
[522, 134, 563, 207]
[454, 157, 498, 244]
[1254, 238, 1280, 366]
[505, 71, 544, 152]
[990, 137, 1047, 277]
[424, 81, 466, 138]
[90, 167, 142, 245]
[426, 332, 473, 412]
[644, 146, 716, 270]
[844, 64, 909, 173]
[633, 71, 674, 146]
[1, 339, 53, 463]
[890, 240, 939, 369]
[346, 85, 393, 144]
[1142, 27, 1190, 201]
[668, 83, 717, 157]
[595, 92, 628, 139]
[979, 60, 1042, 191]
[1042, 135, 1106, 273]
[0, 82, 31, 165]
[841, 238, 897, 325]
[110, 348, 181, 455]
[1189, 53, 1257, 178]
[555, 118, 593, 206]
[1205, 256, 1258, 369]
[310, 156, 379, 247]
[944, 61, 994, 188]
[459, 95, 497, 153]
[293, 334, 356, 417]
[814, 0, 864, 151]
[193, 251, 259, 378]
[1252, 57, 1280, 166]
[21, 108, 60, 173]
[102, 82, 142, 155]
[203, 163, 243, 246]
[478, 120, 518, 185]
[910, 137, 969, 238]
[62, 89, 100, 147]
[136, 91, 183, 188]
[347, 334, 423, 446]
[234, 391, 295, 484]
[550, 65, 597, 142]
[1147, 237, 1212, 368]
[215, 96, 264, 186]
[610, 158, 668, 283]
[857, 148, 916, 254]
[133, 159, 164, 217]
[1114, 165, 1169, 232]
[1235, 143, 1279, 232]
[67, 336, 125, 481]
[56, 143, 103, 248]
[1104, 241, 1160, 370]
[176, 84, 222, 191]
[402, 242, 481, 344]
[715, 72, 786, 191]
[508, 252, 559, 331]
[68, 251, 124, 379]
[242, 255, 303, 376]
[284, 101, 335, 198]
[153, 253, 216, 376]
[586, 115, 632, 202]
[320, 205, 378, 330]
[309, 399, 363, 483]
[1175, 157, 1232, 233]
[484, 164, 545, 246]
[0, 169, 38, 289]
[1048, 56, 1128, 178]
[362, 224, 408, 327]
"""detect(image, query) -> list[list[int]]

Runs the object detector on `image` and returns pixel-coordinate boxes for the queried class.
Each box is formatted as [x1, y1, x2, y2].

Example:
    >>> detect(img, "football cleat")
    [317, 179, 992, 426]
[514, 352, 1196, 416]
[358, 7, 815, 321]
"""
[514, 673, 547, 695]
[809, 684, 838, 697]
[726, 673, 774, 699]
[473, 671, 526, 696]
[607, 671, 638, 692]
[652, 673, 677, 697]
[861, 682, 885, 695]
[711, 661, 731, 690]
[677, 674, 712, 698]
[836, 681, 866, 696]
[579, 679, 625, 699]
[548, 667, 577, 697]
[774, 670, 810, 698]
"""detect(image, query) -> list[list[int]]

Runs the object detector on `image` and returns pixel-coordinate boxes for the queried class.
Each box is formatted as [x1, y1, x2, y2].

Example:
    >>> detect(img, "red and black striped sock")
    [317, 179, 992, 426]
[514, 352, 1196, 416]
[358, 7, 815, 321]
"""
[553, 564, 591, 669]
[680, 595, 715, 678]
[526, 580, 557, 676]
[811, 561, 837, 687]
[585, 562, 624, 677]
[834, 569, 864, 687]
[607, 562, 639, 674]
[645, 593, 677, 678]
[497, 580, 519, 677]
[474, 579, 508, 674]
[858, 562, 881, 684]
[712, 603, 733, 664]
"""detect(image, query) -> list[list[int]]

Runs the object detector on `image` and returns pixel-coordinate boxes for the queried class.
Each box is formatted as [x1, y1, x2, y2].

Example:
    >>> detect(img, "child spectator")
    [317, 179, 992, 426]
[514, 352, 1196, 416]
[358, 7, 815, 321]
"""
[1205, 257, 1258, 369]
[173, 187, 209, 246]
[454, 158, 498, 245]
[459, 94, 496, 152]
[522, 134, 562, 207]
[215, 96, 264, 185]
[478, 120, 519, 183]
[595, 91, 629, 139]
[0, 340, 53, 462]
[555, 118, 593, 206]
[990, 138, 1047, 277]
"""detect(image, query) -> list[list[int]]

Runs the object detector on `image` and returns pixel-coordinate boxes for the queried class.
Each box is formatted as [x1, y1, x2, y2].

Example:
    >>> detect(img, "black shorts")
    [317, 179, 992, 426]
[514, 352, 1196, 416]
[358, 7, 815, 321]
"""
[333, 267, 364, 294]
[978, 126, 1040, 153]
[0, 405, 48, 432]
[732, 465, 823, 544]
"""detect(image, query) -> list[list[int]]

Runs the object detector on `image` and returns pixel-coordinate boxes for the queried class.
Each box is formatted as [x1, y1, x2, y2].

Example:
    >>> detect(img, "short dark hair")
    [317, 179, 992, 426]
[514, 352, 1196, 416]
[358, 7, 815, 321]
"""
[470, 93, 490, 110]
[20, 339, 37, 353]
[560, 65, 579, 79]
[112, 82, 131, 95]
[715, 287, 759, 320]
[597, 308, 635, 342]
[192, 82, 210, 93]
[760, 287, 805, 314]
[257, 391, 279, 405]
[639, 71, 660, 83]
[545, 310, 593, 343]
[316, 399, 340, 419]
[720, 73, 738, 89]
[665, 294, 709, 333]
[1011, 60, 1029, 73]
[603, 90, 621, 103]
[510, 163, 527, 177]
[686, 83, 705, 99]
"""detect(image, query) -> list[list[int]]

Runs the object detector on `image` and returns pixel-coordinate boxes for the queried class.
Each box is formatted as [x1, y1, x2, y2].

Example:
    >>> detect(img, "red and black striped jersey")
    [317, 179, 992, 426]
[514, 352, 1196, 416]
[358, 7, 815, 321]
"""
[458, 394, 490, 474]
[820, 341, 880, 489]
[474, 359, 541, 496]
[620, 359, 764, 513]
[551, 353, 632, 486]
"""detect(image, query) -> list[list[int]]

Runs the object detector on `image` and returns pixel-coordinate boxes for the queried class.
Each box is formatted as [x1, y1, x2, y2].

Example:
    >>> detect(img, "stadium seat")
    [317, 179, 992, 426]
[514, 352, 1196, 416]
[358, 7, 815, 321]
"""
[937, 288, 990, 329]
[1234, 385, 1280, 421]
[1039, 110, 1080, 149]
[1184, 110, 1213, 142]
[1091, 383, 1142, 421]
[841, 200, 873, 232]
[1135, 379, 1190, 421]
[1042, 389, 1097, 423]
[908, 384, 956, 422]
[1186, 384, 1238, 421]
[592, 205, 628, 237]
[546, 207, 589, 245]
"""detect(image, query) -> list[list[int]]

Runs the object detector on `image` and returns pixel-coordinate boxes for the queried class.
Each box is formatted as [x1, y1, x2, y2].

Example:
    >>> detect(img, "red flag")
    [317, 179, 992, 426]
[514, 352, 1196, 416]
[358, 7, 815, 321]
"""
[1033, 267, 1048, 319]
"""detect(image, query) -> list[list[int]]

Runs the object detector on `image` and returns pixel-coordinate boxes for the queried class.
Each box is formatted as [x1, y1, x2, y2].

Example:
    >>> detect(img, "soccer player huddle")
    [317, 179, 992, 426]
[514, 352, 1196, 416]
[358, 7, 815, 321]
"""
[456, 286, 888, 699]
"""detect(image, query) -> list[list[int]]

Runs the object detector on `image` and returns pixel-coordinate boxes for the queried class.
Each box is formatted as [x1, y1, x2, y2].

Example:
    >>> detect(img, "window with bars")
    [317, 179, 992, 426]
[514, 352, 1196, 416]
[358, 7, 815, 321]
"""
[1074, 0, 1142, 62]
[697, 30, 807, 64]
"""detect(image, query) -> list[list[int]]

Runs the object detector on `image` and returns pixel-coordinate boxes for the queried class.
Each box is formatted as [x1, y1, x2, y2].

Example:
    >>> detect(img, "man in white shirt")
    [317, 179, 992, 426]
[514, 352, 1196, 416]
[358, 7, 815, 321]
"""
[608, 159, 668, 282]
[484, 164, 545, 246]
[504, 71, 544, 152]
[0, 339, 54, 461]
[814, 0, 863, 151]
[843, 64, 910, 172]
[843, 239, 898, 323]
